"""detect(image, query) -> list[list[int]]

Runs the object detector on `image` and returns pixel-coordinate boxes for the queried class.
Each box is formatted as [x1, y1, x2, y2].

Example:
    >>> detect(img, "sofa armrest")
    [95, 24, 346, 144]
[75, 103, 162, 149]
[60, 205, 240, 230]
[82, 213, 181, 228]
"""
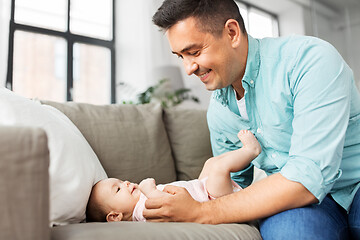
[0, 126, 50, 240]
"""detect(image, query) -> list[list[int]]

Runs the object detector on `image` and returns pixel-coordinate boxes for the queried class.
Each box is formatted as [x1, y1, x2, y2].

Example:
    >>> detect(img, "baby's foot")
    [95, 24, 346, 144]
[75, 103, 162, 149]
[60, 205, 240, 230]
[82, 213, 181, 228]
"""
[139, 178, 157, 196]
[237, 130, 261, 157]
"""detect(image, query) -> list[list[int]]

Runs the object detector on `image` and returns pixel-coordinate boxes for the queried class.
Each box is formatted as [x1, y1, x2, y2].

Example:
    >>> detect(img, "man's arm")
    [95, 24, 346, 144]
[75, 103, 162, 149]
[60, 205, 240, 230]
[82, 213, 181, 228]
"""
[143, 173, 317, 223]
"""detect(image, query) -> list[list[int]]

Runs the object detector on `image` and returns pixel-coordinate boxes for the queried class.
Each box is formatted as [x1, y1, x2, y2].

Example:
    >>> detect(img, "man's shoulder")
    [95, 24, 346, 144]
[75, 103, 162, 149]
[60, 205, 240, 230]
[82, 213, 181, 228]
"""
[257, 35, 305, 60]
[259, 35, 336, 63]
[260, 35, 323, 47]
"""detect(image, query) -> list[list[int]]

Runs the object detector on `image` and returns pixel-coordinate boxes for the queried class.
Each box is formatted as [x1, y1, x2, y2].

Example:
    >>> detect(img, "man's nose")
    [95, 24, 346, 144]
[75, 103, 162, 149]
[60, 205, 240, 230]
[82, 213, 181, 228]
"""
[183, 58, 198, 76]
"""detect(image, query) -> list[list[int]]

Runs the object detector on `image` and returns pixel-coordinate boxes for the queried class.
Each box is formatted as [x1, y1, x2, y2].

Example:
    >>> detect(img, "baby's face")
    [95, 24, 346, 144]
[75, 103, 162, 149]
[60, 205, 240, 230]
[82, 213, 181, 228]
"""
[94, 178, 141, 218]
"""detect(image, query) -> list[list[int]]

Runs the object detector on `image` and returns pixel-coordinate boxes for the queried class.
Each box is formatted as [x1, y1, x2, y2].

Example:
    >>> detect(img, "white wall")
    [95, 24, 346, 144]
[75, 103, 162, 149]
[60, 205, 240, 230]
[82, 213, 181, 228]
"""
[302, 4, 360, 89]
[115, 0, 157, 101]
[278, 6, 306, 36]
[346, 7, 360, 89]
[115, 0, 211, 109]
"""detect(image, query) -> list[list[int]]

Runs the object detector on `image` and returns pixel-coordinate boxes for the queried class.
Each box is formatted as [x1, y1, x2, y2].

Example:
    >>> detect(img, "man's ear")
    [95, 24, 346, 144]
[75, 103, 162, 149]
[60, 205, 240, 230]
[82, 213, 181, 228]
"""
[224, 19, 242, 48]
[106, 211, 123, 222]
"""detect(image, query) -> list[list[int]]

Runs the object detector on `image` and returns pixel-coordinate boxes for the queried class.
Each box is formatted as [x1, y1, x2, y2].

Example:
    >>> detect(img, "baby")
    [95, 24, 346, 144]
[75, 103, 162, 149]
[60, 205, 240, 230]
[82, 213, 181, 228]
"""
[86, 130, 261, 222]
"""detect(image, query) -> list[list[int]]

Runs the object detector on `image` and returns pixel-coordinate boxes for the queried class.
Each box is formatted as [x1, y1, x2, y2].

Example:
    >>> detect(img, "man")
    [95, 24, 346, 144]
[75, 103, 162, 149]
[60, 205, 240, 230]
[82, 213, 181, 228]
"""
[144, 0, 360, 238]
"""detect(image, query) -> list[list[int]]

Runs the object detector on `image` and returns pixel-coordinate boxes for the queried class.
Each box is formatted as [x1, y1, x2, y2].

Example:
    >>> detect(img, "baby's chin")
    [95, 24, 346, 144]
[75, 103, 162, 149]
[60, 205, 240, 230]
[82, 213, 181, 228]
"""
[133, 188, 141, 200]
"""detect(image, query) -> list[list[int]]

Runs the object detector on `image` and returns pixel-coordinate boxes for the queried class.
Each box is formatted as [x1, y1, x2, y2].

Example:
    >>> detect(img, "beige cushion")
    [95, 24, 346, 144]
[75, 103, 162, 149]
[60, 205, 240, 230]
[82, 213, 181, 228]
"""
[0, 126, 49, 240]
[51, 221, 261, 240]
[41, 101, 176, 184]
[164, 107, 213, 180]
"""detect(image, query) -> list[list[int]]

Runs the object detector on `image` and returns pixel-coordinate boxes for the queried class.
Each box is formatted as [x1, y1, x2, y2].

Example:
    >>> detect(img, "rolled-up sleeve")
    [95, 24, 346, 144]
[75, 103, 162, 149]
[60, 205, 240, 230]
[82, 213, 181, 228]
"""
[280, 38, 352, 203]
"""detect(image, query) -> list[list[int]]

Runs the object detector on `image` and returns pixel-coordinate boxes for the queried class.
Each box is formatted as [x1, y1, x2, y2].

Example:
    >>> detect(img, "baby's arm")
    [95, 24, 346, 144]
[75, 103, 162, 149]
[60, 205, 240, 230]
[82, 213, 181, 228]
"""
[139, 178, 169, 199]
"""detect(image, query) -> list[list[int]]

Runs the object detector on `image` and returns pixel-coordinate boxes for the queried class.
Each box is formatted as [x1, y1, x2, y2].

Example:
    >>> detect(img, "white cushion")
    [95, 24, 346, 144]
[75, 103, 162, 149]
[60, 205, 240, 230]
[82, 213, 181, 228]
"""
[0, 88, 107, 225]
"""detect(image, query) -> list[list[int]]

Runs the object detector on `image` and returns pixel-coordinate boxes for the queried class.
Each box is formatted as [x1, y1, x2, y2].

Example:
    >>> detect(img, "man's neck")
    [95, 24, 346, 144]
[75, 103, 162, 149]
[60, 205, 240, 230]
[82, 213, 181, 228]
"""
[232, 32, 248, 100]
[232, 82, 245, 100]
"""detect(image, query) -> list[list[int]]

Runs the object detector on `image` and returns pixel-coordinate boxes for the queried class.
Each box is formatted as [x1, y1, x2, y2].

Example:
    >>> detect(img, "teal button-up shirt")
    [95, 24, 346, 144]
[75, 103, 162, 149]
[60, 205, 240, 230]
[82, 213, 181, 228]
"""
[207, 35, 360, 211]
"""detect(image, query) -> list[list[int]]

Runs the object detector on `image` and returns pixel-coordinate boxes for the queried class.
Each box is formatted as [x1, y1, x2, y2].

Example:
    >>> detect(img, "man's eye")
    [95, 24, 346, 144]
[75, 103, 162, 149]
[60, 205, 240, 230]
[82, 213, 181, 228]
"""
[189, 51, 199, 56]
[117, 187, 120, 192]
[177, 54, 183, 59]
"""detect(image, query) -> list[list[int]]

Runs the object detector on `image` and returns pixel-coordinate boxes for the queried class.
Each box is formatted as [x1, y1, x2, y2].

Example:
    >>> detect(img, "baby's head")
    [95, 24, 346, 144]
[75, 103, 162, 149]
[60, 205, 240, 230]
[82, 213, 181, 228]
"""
[86, 178, 141, 222]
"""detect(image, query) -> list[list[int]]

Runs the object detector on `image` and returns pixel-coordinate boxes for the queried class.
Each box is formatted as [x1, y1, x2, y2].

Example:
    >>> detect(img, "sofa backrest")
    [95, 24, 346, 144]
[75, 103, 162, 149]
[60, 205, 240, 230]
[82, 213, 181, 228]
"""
[163, 107, 213, 180]
[42, 101, 176, 184]
[42, 101, 214, 183]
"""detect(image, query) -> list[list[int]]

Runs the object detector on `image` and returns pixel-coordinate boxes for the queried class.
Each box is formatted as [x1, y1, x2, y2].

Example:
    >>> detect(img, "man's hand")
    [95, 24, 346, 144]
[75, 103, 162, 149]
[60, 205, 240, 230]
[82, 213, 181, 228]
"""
[142, 185, 205, 223]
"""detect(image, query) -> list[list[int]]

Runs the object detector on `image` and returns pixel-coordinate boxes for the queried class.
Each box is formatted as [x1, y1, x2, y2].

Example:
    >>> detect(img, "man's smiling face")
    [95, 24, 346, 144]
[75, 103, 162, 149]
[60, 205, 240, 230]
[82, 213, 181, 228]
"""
[167, 17, 245, 91]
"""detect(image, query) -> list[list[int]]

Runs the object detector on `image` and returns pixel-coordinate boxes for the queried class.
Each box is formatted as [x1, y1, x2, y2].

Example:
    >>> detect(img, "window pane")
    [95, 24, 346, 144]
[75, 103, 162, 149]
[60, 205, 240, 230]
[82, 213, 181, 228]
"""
[73, 43, 111, 104]
[249, 9, 277, 39]
[15, 0, 67, 31]
[12, 31, 67, 101]
[70, 0, 112, 40]
[235, 2, 249, 31]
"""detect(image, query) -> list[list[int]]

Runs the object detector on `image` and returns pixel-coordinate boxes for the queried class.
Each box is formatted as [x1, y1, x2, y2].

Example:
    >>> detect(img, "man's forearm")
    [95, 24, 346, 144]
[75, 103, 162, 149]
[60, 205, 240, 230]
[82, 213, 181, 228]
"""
[197, 173, 318, 224]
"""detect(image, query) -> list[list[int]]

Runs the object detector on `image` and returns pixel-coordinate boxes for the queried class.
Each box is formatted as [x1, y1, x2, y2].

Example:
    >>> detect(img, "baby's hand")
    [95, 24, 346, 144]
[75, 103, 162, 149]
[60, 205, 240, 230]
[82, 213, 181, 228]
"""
[139, 178, 157, 195]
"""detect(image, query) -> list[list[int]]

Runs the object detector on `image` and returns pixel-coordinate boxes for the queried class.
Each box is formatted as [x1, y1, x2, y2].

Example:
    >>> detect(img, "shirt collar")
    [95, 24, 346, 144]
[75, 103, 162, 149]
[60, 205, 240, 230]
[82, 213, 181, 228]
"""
[242, 34, 260, 87]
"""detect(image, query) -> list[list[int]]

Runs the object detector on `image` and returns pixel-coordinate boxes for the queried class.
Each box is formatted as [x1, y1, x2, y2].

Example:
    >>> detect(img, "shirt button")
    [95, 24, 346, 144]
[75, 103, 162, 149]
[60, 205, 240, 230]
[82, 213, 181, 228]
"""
[272, 153, 276, 158]
[257, 128, 262, 134]
[250, 80, 254, 84]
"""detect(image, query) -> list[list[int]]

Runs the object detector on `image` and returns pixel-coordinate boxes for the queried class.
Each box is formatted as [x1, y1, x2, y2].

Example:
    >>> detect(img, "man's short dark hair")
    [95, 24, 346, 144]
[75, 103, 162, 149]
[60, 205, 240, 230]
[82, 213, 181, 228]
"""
[152, 0, 246, 37]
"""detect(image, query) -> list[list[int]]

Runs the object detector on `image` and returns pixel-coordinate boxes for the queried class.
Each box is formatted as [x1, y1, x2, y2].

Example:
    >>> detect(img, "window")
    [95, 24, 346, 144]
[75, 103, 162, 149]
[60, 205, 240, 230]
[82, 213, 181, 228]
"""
[6, 0, 116, 104]
[236, 1, 279, 39]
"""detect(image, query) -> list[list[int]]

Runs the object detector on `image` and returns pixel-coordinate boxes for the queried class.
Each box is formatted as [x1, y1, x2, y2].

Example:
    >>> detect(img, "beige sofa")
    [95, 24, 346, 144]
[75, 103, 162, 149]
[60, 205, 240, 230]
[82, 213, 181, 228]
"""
[0, 101, 261, 240]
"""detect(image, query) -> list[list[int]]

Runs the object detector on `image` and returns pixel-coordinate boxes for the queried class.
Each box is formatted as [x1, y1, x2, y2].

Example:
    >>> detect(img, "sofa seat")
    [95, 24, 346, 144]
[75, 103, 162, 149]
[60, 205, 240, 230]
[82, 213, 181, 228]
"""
[51, 222, 261, 240]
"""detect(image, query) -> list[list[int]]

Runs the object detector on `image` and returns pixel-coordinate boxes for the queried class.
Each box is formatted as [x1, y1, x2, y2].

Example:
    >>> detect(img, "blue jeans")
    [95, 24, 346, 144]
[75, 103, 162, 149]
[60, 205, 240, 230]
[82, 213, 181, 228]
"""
[259, 188, 360, 240]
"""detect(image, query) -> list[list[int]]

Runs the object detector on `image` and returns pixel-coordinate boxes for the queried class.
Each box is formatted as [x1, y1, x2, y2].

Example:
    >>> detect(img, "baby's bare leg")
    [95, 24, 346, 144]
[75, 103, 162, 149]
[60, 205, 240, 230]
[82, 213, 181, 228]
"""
[202, 130, 261, 198]
[139, 178, 169, 199]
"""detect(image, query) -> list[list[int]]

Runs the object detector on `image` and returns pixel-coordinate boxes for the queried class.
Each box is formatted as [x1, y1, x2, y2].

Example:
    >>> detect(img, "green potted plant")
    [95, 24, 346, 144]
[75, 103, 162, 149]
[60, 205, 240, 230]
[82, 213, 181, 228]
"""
[123, 79, 199, 108]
